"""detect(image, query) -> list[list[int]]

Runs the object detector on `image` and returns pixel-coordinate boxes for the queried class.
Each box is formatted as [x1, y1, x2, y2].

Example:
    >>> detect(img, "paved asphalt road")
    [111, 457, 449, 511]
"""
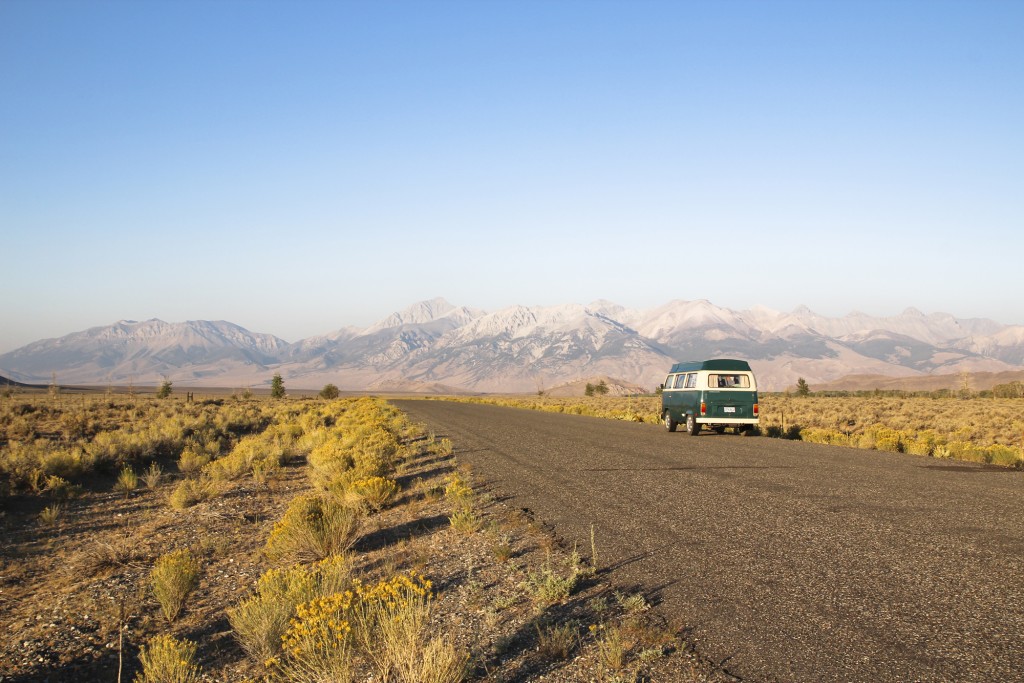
[395, 400, 1024, 683]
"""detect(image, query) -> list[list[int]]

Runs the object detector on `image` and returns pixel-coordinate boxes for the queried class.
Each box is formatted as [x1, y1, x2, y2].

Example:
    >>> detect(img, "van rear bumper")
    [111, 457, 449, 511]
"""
[696, 418, 759, 426]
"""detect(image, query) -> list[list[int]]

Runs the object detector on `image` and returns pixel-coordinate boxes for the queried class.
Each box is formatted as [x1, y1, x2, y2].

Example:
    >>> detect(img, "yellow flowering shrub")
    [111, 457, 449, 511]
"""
[264, 495, 362, 563]
[229, 555, 354, 666]
[134, 633, 202, 683]
[277, 591, 357, 682]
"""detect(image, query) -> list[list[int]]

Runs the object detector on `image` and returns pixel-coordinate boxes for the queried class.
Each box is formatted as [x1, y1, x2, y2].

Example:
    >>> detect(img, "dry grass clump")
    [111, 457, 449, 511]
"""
[150, 548, 201, 623]
[135, 633, 203, 683]
[264, 494, 362, 563]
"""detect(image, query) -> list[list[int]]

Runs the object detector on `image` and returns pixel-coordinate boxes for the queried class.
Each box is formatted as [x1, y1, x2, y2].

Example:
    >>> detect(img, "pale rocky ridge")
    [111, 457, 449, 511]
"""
[2, 298, 1023, 392]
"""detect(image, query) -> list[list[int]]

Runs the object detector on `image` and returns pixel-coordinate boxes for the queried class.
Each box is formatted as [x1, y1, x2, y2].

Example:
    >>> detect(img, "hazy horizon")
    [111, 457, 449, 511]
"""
[3, 1, 1022, 353]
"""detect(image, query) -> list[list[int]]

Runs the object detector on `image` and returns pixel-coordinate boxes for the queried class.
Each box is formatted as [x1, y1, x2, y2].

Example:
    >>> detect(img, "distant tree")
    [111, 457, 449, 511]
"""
[319, 383, 340, 400]
[796, 378, 810, 396]
[156, 378, 173, 399]
[993, 381, 1024, 398]
[594, 380, 609, 395]
[271, 373, 285, 399]
[584, 382, 595, 397]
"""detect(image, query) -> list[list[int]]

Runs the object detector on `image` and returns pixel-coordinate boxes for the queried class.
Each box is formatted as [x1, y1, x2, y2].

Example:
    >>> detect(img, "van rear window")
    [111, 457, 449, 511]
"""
[709, 374, 750, 388]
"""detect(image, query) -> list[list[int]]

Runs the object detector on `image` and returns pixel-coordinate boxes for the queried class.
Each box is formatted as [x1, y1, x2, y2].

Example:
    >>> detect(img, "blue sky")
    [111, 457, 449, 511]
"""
[2, 0, 1022, 352]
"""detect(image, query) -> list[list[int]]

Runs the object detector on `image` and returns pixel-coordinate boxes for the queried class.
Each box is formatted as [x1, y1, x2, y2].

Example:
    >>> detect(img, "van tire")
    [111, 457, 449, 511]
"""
[664, 411, 677, 432]
[686, 414, 700, 436]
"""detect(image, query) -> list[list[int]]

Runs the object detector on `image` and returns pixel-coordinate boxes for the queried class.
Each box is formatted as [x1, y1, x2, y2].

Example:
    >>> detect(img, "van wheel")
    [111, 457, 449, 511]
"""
[686, 414, 700, 436]
[663, 411, 677, 432]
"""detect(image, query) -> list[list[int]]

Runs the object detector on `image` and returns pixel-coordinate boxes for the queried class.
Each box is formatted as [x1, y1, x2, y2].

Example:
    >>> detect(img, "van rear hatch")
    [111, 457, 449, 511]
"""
[704, 390, 758, 419]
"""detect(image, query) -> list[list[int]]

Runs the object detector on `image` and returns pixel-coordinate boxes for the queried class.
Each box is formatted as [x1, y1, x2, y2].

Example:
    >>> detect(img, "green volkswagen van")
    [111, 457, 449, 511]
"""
[661, 359, 759, 436]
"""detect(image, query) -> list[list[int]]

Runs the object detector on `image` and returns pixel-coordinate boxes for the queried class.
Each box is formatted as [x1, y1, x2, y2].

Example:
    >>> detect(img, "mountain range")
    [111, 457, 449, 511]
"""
[3, 298, 1024, 392]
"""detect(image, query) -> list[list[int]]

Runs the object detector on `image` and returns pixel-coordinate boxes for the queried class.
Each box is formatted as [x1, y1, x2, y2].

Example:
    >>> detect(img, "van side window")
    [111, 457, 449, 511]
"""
[667, 375, 679, 389]
[684, 373, 697, 388]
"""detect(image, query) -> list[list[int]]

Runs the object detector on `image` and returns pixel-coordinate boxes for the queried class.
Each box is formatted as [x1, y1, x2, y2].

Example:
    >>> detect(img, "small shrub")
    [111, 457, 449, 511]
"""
[413, 636, 467, 683]
[536, 619, 578, 660]
[524, 554, 579, 609]
[167, 478, 220, 509]
[432, 437, 453, 457]
[615, 590, 650, 614]
[490, 534, 514, 563]
[265, 495, 362, 563]
[320, 384, 341, 400]
[251, 456, 282, 485]
[448, 508, 482, 534]
[141, 462, 163, 488]
[351, 476, 399, 511]
[135, 634, 202, 683]
[114, 466, 138, 497]
[150, 548, 201, 623]
[39, 503, 62, 526]
[988, 445, 1023, 468]
[177, 445, 210, 478]
[594, 623, 628, 672]
[45, 475, 80, 501]
[308, 440, 356, 488]
[444, 473, 473, 511]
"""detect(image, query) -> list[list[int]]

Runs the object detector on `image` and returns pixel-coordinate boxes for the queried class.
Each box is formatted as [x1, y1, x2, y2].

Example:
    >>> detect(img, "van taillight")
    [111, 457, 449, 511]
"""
[700, 402, 706, 416]
[753, 403, 759, 417]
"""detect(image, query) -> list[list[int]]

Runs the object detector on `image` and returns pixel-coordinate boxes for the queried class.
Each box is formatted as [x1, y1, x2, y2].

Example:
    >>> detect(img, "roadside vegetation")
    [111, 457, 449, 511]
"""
[430, 390, 1024, 469]
[0, 390, 710, 682]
